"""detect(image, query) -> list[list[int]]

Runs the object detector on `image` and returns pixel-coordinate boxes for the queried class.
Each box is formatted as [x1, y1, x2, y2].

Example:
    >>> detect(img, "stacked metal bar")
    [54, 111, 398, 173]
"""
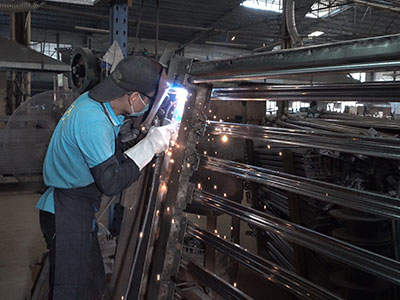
[146, 34, 400, 300]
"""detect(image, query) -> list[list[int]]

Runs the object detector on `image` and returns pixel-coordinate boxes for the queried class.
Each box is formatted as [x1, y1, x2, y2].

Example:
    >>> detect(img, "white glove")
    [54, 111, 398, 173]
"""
[124, 124, 176, 170]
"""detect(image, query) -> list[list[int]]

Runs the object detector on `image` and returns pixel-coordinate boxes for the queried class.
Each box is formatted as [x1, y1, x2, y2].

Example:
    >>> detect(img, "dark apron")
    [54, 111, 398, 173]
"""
[51, 103, 125, 299]
[53, 183, 106, 299]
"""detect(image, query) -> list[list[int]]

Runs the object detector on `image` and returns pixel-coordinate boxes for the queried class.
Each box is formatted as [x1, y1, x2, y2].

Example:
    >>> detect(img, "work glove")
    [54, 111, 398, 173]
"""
[124, 124, 176, 170]
[119, 119, 140, 144]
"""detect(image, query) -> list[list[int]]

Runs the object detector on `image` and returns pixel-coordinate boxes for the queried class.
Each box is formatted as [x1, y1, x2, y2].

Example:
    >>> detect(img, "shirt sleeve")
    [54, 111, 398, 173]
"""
[75, 119, 116, 168]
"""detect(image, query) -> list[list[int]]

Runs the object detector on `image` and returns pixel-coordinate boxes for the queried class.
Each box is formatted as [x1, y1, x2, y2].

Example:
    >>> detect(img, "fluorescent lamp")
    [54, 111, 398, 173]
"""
[308, 31, 325, 37]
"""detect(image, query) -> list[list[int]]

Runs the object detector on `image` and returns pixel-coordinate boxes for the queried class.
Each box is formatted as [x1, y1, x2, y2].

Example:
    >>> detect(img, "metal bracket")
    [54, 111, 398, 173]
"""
[186, 151, 200, 171]
[192, 112, 207, 137]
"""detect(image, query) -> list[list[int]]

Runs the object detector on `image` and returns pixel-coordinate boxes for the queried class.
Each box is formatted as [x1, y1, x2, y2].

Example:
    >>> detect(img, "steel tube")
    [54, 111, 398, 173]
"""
[180, 259, 254, 300]
[284, 117, 400, 132]
[187, 223, 343, 300]
[200, 155, 400, 220]
[207, 121, 400, 160]
[125, 157, 163, 299]
[192, 61, 400, 83]
[279, 119, 381, 135]
[193, 190, 400, 286]
[318, 118, 400, 130]
[190, 33, 400, 82]
[211, 82, 400, 102]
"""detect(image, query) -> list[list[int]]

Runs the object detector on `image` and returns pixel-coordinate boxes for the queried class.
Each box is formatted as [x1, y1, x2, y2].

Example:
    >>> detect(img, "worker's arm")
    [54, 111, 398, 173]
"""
[76, 119, 140, 196]
[77, 121, 174, 196]
[90, 153, 140, 196]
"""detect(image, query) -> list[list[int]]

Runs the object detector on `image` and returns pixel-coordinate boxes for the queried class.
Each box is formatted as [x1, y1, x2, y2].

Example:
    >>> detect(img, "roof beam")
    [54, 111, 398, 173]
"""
[351, 0, 400, 13]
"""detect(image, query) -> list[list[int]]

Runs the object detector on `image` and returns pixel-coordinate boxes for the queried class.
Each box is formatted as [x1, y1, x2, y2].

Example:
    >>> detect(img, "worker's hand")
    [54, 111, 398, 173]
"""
[119, 118, 140, 144]
[124, 124, 176, 170]
[146, 124, 176, 154]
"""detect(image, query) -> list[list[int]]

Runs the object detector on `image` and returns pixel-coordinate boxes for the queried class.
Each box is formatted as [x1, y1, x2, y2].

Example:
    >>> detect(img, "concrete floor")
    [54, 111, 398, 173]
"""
[0, 183, 46, 300]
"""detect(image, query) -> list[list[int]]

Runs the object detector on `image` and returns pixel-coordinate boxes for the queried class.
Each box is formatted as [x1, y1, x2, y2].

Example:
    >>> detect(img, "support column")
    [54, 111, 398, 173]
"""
[278, 0, 290, 118]
[110, 1, 128, 56]
[8, 12, 30, 113]
[0, 72, 6, 116]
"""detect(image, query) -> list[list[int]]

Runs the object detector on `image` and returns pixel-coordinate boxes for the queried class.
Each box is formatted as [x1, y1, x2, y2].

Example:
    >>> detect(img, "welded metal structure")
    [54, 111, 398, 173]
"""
[134, 33, 400, 300]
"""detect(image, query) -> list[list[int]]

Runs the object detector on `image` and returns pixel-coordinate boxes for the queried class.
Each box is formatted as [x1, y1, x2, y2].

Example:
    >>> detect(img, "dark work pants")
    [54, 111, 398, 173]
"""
[39, 210, 56, 300]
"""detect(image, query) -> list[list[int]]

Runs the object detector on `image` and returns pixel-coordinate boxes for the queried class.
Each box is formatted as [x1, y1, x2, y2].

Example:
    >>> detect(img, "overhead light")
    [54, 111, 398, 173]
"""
[241, 0, 282, 13]
[46, 0, 98, 5]
[308, 31, 325, 37]
[231, 36, 236, 41]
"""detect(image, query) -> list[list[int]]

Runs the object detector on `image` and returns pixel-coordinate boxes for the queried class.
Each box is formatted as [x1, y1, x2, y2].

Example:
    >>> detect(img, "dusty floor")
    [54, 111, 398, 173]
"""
[0, 183, 46, 300]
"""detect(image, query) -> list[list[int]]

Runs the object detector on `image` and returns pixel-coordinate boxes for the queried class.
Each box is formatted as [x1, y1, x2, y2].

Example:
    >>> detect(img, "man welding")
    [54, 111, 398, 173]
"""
[36, 56, 174, 299]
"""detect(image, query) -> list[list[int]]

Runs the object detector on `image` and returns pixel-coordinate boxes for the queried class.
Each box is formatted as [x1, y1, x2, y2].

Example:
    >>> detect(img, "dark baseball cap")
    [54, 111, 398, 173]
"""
[89, 56, 160, 102]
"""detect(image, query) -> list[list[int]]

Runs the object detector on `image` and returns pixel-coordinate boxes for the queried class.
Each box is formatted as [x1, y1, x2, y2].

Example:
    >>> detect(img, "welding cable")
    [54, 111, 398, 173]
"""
[206, 121, 400, 160]
[186, 223, 343, 300]
[193, 190, 400, 286]
[200, 155, 400, 220]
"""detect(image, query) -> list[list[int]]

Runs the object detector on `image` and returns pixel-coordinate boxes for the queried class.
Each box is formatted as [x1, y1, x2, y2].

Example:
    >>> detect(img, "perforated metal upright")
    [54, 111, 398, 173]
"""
[107, 0, 128, 234]
[110, 1, 128, 56]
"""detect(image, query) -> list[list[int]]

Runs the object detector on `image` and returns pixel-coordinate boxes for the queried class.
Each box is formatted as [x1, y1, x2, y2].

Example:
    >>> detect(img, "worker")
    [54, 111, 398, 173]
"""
[36, 56, 174, 299]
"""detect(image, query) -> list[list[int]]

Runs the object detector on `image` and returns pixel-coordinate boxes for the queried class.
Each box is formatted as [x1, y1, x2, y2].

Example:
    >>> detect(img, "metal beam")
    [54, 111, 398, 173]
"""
[211, 82, 400, 102]
[189, 33, 400, 83]
[180, 259, 254, 300]
[206, 121, 400, 160]
[200, 155, 400, 220]
[187, 223, 343, 300]
[146, 84, 212, 300]
[43, 4, 257, 34]
[193, 190, 400, 286]
[351, 0, 400, 13]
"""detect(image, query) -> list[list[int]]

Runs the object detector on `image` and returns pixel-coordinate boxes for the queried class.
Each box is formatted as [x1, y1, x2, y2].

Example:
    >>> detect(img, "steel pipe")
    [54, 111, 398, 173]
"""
[278, 119, 384, 135]
[207, 121, 400, 160]
[200, 155, 400, 220]
[190, 33, 400, 83]
[187, 223, 343, 300]
[192, 61, 400, 83]
[211, 83, 400, 102]
[318, 118, 400, 130]
[193, 190, 400, 286]
[180, 259, 254, 300]
[283, 116, 400, 132]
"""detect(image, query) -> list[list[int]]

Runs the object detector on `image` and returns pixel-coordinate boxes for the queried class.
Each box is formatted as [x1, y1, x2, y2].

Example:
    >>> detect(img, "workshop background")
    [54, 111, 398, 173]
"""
[2, 0, 400, 300]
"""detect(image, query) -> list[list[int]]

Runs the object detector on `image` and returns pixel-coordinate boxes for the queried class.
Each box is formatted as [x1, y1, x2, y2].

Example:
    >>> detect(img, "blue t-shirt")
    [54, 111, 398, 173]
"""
[36, 92, 124, 213]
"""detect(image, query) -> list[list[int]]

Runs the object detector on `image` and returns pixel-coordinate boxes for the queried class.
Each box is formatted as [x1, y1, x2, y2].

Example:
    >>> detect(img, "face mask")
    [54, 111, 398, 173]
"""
[128, 93, 149, 117]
